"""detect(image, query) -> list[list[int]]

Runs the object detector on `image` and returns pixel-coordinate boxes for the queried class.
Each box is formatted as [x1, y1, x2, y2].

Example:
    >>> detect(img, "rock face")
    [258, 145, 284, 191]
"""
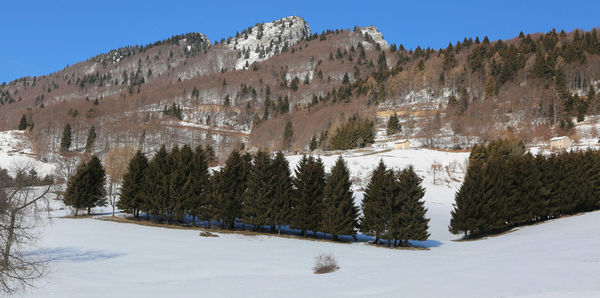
[360, 26, 388, 49]
[225, 16, 311, 69]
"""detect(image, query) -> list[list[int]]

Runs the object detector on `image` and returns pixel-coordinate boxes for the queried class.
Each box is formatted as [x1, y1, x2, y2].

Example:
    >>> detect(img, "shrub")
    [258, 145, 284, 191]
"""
[312, 253, 339, 274]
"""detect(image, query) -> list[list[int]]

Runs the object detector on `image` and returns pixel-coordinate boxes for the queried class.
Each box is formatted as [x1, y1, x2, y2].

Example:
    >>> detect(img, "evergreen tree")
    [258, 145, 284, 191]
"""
[17, 114, 27, 130]
[118, 150, 148, 217]
[144, 146, 170, 221]
[309, 134, 319, 151]
[291, 156, 326, 237]
[342, 73, 350, 84]
[64, 160, 88, 216]
[360, 160, 395, 244]
[170, 145, 194, 222]
[213, 150, 247, 229]
[84, 126, 97, 153]
[83, 156, 107, 215]
[243, 150, 273, 230]
[395, 166, 429, 246]
[329, 114, 375, 150]
[185, 145, 211, 226]
[60, 123, 72, 153]
[449, 161, 484, 237]
[282, 119, 294, 150]
[64, 156, 106, 216]
[270, 151, 293, 234]
[321, 156, 358, 240]
[386, 113, 401, 135]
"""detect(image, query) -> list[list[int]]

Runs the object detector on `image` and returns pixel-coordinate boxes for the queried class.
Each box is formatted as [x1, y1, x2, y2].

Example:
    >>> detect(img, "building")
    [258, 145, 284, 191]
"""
[550, 136, 572, 150]
[394, 139, 411, 150]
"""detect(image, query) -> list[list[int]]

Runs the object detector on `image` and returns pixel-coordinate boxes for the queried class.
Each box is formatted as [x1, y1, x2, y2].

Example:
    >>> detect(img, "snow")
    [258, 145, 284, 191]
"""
[360, 26, 389, 50]
[550, 136, 568, 141]
[22, 208, 600, 297]
[0, 131, 597, 297]
[226, 16, 310, 70]
[0, 130, 55, 176]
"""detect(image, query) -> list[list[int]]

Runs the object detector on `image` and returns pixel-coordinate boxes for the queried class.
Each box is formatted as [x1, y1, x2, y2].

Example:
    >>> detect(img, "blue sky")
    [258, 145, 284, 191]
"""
[2, 0, 599, 83]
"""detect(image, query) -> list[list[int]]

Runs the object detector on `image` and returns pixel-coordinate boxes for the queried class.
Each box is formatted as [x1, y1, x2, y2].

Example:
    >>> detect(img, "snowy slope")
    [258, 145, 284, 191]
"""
[0, 130, 55, 176]
[22, 210, 600, 298]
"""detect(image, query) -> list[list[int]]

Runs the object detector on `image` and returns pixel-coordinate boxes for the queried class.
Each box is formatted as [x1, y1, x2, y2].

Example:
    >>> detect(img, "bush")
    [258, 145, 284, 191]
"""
[312, 253, 339, 274]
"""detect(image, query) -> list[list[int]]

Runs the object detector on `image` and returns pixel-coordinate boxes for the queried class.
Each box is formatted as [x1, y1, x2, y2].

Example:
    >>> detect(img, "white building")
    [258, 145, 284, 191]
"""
[550, 136, 572, 150]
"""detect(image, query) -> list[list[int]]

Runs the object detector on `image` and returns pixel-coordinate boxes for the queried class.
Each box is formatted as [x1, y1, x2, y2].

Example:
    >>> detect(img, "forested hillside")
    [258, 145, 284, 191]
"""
[1, 16, 599, 159]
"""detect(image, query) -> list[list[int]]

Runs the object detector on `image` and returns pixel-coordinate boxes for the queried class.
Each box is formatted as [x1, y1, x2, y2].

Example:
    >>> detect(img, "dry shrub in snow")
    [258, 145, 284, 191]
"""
[312, 253, 339, 274]
[199, 231, 218, 237]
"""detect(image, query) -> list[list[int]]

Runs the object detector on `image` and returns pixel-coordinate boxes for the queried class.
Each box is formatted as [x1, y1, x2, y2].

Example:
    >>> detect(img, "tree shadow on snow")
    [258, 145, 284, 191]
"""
[24, 247, 123, 263]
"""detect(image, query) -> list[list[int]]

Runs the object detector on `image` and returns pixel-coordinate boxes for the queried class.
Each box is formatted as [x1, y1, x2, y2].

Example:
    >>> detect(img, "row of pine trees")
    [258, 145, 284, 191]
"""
[111, 145, 429, 245]
[450, 140, 600, 238]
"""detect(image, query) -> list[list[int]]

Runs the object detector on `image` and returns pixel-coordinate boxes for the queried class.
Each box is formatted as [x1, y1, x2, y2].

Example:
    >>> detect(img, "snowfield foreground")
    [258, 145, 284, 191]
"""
[0, 130, 597, 297]
[23, 211, 600, 298]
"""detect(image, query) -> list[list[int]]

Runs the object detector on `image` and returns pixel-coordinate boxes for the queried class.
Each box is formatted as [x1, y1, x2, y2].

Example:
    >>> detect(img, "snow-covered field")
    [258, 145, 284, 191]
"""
[1, 130, 598, 297]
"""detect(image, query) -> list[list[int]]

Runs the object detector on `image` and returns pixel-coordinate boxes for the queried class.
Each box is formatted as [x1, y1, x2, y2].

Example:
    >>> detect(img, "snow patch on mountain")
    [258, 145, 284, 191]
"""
[226, 16, 311, 70]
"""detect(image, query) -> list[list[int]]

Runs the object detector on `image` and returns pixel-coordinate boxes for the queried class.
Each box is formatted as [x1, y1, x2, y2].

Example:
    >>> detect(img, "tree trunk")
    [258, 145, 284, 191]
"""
[109, 181, 114, 217]
[75, 207, 79, 217]
[278, 224, 281, 235]
[87, 206, 91, 216]
[2, 212, 17, 268]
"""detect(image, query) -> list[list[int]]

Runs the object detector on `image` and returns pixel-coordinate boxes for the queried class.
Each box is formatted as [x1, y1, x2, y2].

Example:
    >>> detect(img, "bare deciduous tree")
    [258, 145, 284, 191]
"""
[0, 162, 53, 294]
[430, 161, 442, 185]
[104, 145, 136, 216]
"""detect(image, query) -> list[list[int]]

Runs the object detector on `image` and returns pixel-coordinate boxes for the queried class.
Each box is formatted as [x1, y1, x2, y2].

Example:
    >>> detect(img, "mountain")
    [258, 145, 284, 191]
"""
[1, 17, 599, 160]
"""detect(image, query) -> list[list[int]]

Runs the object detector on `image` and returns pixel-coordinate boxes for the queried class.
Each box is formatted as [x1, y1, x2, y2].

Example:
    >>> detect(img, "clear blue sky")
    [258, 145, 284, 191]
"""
[2, 0, 599, 83]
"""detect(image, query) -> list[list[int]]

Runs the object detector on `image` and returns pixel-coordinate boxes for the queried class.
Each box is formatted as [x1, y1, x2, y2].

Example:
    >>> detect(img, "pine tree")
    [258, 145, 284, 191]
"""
[243, 150, 273, 230]
[308, 134, 319, 151]
[386, 113, 401, 135]
[60, 123, 72, 153]
[360, 160, 395, 244]
[213, 150, 247, 229]
[270, 151, 293, 234]
[395, 166, 429, 246]
[321, 156, 358, 240]
[64, 156, 106, 216]
[64, 161, 88, 216]
[83, 156, 107, 215]
[291, 156, 326, 237]
[449, 161, 484, 237]
[185, 145, 211, 226]
[282, 119, 294, 150]
[170, 145, 194, 222]
[118, 150, 148, 217]
[17, 115, 27, 130]
[144, 146, 170, 221]
[342, 73, 350, 84]
[84, 126, 97, 153]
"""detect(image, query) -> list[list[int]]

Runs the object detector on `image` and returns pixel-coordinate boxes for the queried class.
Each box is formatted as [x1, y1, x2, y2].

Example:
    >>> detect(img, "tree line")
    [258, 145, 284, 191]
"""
[450, 140, 600, 238]
[64, 145, 430, 246]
